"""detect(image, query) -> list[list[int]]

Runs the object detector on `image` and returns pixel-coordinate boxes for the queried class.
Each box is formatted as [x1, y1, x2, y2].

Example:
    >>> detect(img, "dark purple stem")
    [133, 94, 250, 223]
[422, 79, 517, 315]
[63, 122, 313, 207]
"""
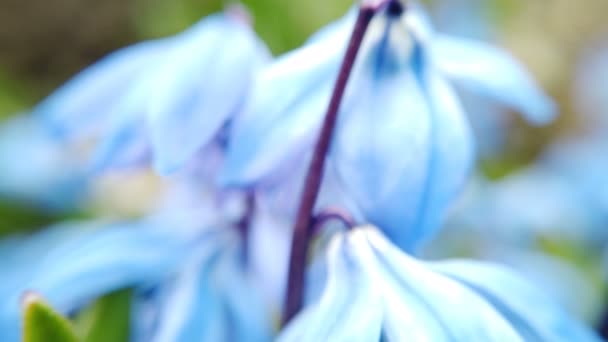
[236, 192, 255, 264]
[281, 1, 391, 325]
[598, 305, 608, 339]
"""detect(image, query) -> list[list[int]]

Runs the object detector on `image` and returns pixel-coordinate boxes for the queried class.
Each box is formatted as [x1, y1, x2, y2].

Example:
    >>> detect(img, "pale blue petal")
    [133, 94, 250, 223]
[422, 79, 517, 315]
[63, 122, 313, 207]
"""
[334, 17, 472, 252]
[432, 35, 556, 125]
[0, 222, 95, 297]
[89, 92, 150, 172]
[220, 15, 350, 187]
[34, 41, 165, 140]
[0, 116, 87, 209]
[433, 260, 602, 341]
[334, 60, 433, 252]
[361, 228, 523, 341]
[148, 15, 269, 174]
[278, 234, 383, 341]
[213, 246, 273, 341]
[150, 243, 227, 342]
[0, 217, 198, 341]
[410, 67, 473, 250]
[150, 235, 272, 342]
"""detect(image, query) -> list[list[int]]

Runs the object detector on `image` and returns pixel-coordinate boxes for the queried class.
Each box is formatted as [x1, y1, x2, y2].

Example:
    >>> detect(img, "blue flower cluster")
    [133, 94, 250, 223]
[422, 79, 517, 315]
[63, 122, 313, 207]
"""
[0, 1, 601, 341]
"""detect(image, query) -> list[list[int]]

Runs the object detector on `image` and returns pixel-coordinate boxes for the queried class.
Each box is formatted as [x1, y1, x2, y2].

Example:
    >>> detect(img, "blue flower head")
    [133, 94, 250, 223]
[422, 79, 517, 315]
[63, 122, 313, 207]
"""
[278, 226, 600, 341]
[221, 3, 554, 252]
[0, 204, 272, 342]
[36, 7, 269, 175]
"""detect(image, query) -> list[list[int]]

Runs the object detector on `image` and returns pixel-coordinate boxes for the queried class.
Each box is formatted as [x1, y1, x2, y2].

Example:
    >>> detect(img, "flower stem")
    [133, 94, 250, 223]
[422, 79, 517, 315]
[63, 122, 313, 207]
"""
[598, 305, 608, 339]
[281, 0, 393, 326]
[237, 192, 255, 265]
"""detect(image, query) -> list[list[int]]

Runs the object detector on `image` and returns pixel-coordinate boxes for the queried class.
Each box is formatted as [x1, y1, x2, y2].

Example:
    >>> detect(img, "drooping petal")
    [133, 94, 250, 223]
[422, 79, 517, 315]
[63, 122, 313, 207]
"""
[0, 116, 87, 209]
[362, 228, 523, 341]
[283, 226, 598, 341]
[278, 234, 383, 341]
[433, 260, 602, 341]
[88, 85, 151, 172]
[410, 65, 473, 250]
[220, 15, 350, 187]
[148, 234, 272, 342]
[148, 14, 270, 174]
[334, 56, 433, 252]
[431, 35, 556, 125]
[34, 41, 165, 140]
[0, 216, 203, 341]
[334, 15, 471, 252]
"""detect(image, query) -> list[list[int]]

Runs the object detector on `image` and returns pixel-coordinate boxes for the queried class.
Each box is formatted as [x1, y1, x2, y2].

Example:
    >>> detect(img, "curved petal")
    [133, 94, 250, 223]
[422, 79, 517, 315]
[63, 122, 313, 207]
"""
[433, 260, 602, 341]
[149, 242, 227, 342]
[89, 89, 151, 172]
[431, 35, 556, 125]
[0, 217, 203, 341]
[34, 41, 165, 140]
[333, 17, 436, 252]
[150, 237, 272, 342]
[361, 228, 523, 341]
[278, 234, 383, 341]
[220, 15, 350, 187]
[410, 67, 473, 250]
[0, 116, 87, 209]
[148, 15, 270, 174]
[334, 62, 433, 252]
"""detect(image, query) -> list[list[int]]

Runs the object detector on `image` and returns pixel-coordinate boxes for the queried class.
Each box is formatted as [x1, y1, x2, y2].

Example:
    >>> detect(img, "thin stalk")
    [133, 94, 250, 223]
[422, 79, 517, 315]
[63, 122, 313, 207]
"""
[236, 192, 255, 265]
[281, 0, 395, 325]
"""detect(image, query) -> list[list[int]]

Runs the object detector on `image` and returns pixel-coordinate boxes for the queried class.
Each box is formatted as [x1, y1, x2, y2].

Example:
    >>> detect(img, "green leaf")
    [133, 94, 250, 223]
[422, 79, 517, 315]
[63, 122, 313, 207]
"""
[75, 288, 133, 342]
[22, 292, 79, 342]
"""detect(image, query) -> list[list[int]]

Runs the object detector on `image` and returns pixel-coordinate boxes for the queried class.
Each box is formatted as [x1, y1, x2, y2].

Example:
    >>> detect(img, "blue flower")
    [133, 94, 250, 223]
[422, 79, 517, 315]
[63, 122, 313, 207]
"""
[36, 8, 269, 175]
[221, 4, 554, 252]
[278, 226, 600, 341]
[0, 115, 87, 210]
[0, 205, 272, 341]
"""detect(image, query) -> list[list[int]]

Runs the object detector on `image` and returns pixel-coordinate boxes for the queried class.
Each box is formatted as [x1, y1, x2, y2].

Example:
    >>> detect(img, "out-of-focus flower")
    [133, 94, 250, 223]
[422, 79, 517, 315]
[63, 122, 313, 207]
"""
[36, 9, 269, 175]
[222, 3, 554, 252]
[0, 115, 87, 210]
[0, 201, 272, 342]
[278, 226, 599, 341]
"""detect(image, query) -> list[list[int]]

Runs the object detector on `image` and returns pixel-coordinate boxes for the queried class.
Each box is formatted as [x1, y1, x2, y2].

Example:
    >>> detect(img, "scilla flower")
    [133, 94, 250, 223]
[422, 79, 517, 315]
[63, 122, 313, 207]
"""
[278, 226, 600, 341]
[0, 196, 272, 342]
[36, 7, 269, 174]
[222, 1, 554, 252]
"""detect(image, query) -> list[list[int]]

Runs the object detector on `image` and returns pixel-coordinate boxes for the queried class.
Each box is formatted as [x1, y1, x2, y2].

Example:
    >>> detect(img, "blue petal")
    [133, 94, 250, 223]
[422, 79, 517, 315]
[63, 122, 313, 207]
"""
[149, 236, 272, 341]
[431, 35, 556, 125]
[433, 260, 602, 341]
[89, 88, 150, 172]
[410, 66, 473, 250]
[34, 41, 165, 140]
[0, 116, 87, 209]
[148, 15, 269, 174]
[0, 217, 198, 341]
[334, 18, 472, 252]
[220, 15, 350, 187]
[278, 234, 383, 341]
[333, 60, 434, 252]
[361, 228, 523, 341]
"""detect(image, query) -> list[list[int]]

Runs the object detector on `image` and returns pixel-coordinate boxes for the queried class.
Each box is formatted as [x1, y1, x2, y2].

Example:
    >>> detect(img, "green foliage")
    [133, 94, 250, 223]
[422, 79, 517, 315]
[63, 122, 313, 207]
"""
[75, 289, 133, 342]
[22, 293, 79, 342]
[132, 0, 352, 54]
[0, 201, 58, 236]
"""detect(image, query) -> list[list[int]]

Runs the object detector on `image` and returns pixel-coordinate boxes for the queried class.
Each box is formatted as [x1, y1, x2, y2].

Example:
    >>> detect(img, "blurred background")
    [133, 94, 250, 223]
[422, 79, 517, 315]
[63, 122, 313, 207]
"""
[1, 0, 607, 333]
